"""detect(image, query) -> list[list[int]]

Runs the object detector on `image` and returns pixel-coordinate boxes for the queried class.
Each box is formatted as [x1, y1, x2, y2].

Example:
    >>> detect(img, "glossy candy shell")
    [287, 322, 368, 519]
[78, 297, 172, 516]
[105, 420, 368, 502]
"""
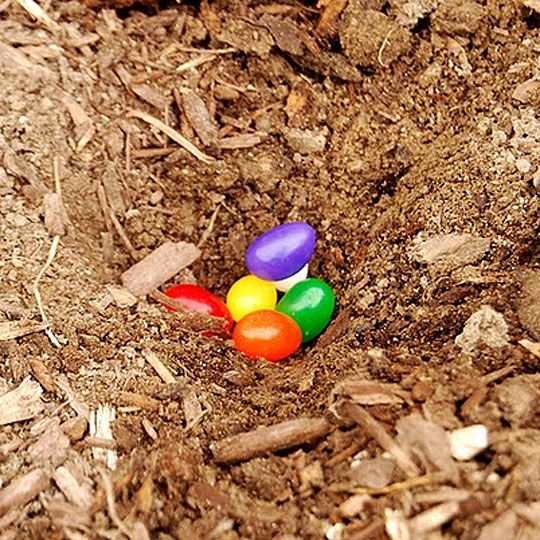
[276, 278, 335, 343]
[271, 263, 309, 292]
[245, 222, 316, 281]
[164, 284, 233, 333]
[233, 310, 302, 362]
[226, 275, 277, 322]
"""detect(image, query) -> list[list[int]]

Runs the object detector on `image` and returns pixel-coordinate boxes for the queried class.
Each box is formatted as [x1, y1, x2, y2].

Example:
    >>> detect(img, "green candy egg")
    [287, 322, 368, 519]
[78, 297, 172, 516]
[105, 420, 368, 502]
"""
[276, 278, 335, 343]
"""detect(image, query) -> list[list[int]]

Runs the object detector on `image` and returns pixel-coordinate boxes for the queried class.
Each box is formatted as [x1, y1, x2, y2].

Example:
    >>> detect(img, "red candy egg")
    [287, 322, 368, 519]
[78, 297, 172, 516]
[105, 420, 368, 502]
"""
[164, 284, 233, 334]
[233, 310, 302, 362]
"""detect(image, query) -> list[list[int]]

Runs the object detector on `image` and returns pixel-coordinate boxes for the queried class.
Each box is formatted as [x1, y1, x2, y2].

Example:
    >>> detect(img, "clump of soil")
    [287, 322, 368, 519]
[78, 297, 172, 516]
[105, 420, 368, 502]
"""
[0, 0, 538, 538]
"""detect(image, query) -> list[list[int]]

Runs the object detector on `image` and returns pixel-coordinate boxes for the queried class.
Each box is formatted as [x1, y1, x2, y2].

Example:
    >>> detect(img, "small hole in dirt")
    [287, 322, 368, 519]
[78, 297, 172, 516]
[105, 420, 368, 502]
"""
[524, 10, 540, 29]
[411, 15, 431, 35]
[116, 3, 157, 18]
[474, 451, 495, 467]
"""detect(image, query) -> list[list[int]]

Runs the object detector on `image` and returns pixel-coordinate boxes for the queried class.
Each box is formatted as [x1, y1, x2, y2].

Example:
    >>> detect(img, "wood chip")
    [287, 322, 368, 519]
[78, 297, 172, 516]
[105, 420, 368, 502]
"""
[16, 0, 60, 32]
[2, 147, 49, 193]
[519, 339, 540, 358]
[46, 499, 92, 530]
[339, 494, 372, 518]
[512, 78, 540, 103]
[142, 348, 176, 384]
[0, 40, 53, 80]
[514, 501, 540, 528]
[121, 241, 201, 296]
[118, 392, 160, 412]
[317, 0, 347, 33]
[61, 94, 95, 151]
[55, 375, 90, 419]
[126, 109, 214, 164]
[183, 389, 206, 430]
[29, 358, 56, 392]
[134, 476, 154, 514]
[0, 319, 48, 341]
[28, 422, 70, 467]
[332, 379, 409, 406]
[131, 83, 170, 111]
[415, 488, 472, 504]
[0, 377, 44, 425]
[410, 233, 491, 271]
[53, 466, 94, 510]
[217, 134, 263, 149]
[101, 163, 126, 217]
[0, 468, 49, 517]
[339, 402, 421, 478]
[178, 87, 218, 146]
[43, 192, 68, 236]
[409, 501, 461, 534]
[60, 415, 88, 442]
[211, 417, 332, 463]
[477, 510, 517, 540]
[89, 405, 117, 470]
[107, 285, 138, 308]
[141, 418, 158, 440]
[317, 307, 351, 348]
[396, 413, 457, 477]
[461, 365, 515, 415]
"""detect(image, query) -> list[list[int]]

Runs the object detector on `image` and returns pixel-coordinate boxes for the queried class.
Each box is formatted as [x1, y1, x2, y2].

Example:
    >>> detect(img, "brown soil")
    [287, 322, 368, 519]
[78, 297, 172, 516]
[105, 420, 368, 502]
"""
[0, 0, 539, 538]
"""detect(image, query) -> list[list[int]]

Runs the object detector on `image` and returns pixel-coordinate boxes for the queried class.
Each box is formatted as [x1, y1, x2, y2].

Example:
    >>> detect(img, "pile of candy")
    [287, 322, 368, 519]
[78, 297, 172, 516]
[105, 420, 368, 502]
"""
[164, 222, 335, 362]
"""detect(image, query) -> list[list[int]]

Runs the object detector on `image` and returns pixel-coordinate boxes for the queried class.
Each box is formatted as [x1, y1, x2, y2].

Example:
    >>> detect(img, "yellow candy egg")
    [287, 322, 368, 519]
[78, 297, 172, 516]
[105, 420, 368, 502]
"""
[226, 275, 277, 322]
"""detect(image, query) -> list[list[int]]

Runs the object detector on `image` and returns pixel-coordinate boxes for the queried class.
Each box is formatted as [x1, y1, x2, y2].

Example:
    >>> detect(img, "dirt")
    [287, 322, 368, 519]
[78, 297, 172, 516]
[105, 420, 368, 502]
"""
[0, 0, 539, 538]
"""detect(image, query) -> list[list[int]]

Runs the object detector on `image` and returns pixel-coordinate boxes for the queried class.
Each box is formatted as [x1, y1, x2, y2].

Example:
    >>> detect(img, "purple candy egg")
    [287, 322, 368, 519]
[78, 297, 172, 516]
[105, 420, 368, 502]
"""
[245, 222, 316, 281]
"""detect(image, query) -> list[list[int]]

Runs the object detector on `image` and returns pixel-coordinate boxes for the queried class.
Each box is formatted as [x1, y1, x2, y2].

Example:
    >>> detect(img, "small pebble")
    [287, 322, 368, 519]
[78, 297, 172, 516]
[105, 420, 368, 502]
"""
[284, 128, 327, 154]
[449, 424, 489, 461]
[516, 158, 531, 173]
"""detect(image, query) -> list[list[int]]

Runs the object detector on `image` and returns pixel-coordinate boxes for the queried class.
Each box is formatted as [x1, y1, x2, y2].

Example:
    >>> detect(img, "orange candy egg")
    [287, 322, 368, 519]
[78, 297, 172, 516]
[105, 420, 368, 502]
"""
[233, 310, 302, 362]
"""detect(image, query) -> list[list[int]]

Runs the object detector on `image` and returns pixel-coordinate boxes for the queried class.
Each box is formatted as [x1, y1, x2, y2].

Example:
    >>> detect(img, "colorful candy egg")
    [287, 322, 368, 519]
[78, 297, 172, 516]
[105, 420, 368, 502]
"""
[164, 284, 233, 333]
[226, 275, 277, 322]
[233, 310, 302, 362]
[271, 262, 309, 292]
[276, 278, 335, 343]
[245, 222, 316, 281]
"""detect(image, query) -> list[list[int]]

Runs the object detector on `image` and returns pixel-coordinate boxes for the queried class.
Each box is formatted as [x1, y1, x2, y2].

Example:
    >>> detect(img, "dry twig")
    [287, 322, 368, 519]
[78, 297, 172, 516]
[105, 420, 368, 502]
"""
[197, 204, 221, 247]
[98, 468, 133, 539]
[0, 468, 49, 517]
[212, 417, 332, 463]
[33, 157, 66, 348]
[142, 349, 176, 384]
[339, 401, 421, 478]
[126, 109, 214, 164]
[331, 473, 447, 496]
